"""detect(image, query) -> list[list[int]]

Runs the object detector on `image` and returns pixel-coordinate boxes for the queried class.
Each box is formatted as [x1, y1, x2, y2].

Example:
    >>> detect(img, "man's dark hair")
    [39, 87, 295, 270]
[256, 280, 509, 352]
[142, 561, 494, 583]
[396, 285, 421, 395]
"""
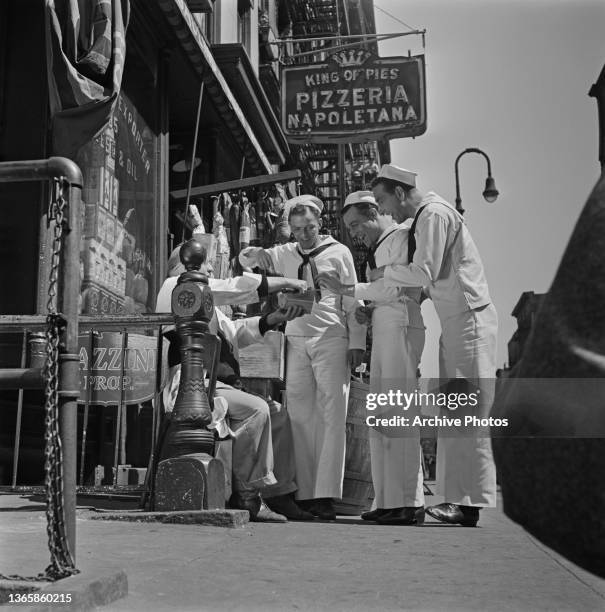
[370, 176, 414, 194]
[341, 202, 378, 218]
[288, 203, 321, 221]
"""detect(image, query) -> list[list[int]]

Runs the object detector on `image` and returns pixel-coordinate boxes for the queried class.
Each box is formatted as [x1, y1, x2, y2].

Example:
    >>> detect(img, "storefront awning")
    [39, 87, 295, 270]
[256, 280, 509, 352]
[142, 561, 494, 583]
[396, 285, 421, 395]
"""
[157, 0, 272, 175]
[170, 169, 301, 201]
[213, 44, 289, 166]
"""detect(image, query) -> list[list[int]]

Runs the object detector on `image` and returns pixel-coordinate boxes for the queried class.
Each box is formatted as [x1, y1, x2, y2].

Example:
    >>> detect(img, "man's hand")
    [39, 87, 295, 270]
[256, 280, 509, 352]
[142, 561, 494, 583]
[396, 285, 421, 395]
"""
[266, 276, 307, 294]
[266, 306, 306, 326]
[316, 272, 355, 297]
[252, 249, 274, 271]
[354, 305, 374, 325]
[282, 278, 308, 293]
[368, 266, 385, 282]
[348, 349, 365, 370]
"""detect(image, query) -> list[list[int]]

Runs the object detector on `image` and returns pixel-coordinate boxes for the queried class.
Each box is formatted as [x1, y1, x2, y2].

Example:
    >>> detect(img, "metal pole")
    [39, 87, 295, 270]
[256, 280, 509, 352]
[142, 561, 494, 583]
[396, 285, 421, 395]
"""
[337, 143, 349, 245]
[454, 151, 464, 214]
[140, 325, 165, 510]
[182, 80, 205, 242]
[79, 330, 95, 486]
[11, 330, 27, 487]
[275, 30, 426, 45]
[59, 181, 83, 561]
[113, 329, 128, 484]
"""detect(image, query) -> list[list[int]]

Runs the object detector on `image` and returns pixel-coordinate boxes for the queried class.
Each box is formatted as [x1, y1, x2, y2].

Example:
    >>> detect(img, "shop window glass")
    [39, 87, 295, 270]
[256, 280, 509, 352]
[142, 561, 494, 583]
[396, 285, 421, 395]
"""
[77, 53, 160, 316]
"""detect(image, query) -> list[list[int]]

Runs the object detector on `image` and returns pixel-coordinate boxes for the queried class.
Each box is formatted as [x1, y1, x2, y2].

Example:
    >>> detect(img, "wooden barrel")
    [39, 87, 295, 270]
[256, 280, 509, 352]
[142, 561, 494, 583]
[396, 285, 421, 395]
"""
[334, 379, 374, 515]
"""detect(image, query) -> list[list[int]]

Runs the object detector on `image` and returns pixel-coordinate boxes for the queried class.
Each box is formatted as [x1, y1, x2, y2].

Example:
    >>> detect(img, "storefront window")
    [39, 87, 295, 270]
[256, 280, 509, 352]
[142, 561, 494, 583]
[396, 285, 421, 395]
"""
[77, 88, 160, 315]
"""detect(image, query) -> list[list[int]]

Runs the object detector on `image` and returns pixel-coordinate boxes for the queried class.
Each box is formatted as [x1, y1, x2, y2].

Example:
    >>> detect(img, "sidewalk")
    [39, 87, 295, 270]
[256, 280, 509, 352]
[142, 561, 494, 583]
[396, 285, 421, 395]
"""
[1, 490, 604, 611]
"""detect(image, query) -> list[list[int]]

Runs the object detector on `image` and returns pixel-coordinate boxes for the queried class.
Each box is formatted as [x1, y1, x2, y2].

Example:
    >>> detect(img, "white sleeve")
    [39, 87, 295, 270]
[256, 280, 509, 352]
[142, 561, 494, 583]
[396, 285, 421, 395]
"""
[339, 250, 367, 351]
[384, 212, 449, 288]
[239, 245, 289, 275]
[155, 278, 177, 312]
[238, 246, 264, 268]
[354, 279, 403, 302]
[156, 274, 261, 310]
[232, 316, 264, 349]
[209, 272, 262, 306]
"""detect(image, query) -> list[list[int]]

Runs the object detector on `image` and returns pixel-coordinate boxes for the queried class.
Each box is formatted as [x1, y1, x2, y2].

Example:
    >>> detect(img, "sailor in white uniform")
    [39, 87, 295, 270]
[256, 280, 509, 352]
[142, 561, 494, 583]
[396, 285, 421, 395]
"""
[369, 164, 498, 527]
[317, 191, 425, 525]
[239, 195, 366, 520]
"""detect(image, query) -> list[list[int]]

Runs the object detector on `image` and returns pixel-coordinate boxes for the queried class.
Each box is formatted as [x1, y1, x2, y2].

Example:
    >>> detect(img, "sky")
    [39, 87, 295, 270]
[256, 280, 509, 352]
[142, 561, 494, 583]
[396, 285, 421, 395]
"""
[373, 0, 605, 376]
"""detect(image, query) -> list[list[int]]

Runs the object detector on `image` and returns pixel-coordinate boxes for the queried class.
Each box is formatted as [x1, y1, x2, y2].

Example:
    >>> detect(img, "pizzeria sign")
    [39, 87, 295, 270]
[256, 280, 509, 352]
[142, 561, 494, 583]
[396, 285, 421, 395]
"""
[281, 49, 426, 143]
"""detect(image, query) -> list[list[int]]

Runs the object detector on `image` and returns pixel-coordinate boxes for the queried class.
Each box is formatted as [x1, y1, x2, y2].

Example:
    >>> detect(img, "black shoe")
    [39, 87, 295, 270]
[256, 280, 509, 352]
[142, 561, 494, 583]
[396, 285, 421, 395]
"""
[296, 499, 316, 513]
[312, 498, 337, 521]
[426, 502, 479, 527]
[361, 508, 390, 521]
[265, 494, 315, 521]
[376, 506, 425, 526]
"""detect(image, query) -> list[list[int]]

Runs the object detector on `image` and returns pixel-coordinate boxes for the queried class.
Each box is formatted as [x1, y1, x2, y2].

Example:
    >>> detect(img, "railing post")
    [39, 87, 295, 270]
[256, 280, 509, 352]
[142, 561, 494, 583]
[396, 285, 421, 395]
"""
[160, 239, 216, 459]
[57, 180, 82, 560]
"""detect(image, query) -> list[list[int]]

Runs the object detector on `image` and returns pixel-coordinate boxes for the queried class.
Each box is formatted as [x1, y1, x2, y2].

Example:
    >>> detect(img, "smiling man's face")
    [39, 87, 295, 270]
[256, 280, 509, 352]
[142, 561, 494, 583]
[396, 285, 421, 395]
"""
[372, 182, 415, 222]
[343, 206, 381, 247]
[289, 209, 321, 249]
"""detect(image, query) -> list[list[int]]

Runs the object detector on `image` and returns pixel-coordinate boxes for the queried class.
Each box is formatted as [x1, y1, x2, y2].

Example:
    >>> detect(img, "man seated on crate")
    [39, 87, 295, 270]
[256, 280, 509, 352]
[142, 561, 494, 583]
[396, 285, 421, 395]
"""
[156, 245, 316, 522]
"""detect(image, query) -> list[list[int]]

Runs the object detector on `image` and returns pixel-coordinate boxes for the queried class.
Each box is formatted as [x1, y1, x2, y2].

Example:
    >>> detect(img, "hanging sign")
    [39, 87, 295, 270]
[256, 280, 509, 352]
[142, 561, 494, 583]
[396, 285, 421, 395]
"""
[77, 332, 169, 406]
[282, 50, 426, 143]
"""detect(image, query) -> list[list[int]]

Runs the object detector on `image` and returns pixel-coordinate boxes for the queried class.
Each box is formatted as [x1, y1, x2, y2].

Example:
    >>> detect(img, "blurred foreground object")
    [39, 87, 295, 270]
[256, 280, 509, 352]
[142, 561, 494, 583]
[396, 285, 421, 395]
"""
[492, 174, 605, 577]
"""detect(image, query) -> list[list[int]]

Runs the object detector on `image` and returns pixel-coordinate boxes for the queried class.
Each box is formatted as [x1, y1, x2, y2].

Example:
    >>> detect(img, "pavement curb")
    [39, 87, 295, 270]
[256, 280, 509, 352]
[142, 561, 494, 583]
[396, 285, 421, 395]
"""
[87, 509, 249, 528]
[0, 569, 127, 610]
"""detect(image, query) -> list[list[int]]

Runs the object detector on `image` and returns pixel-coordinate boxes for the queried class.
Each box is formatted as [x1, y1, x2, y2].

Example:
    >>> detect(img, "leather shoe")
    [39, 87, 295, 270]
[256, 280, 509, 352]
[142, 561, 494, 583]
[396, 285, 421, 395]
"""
[230, 493, 288, 523]
[301, 498, 336, 520]
[252, 501, 288, 523]
[314, 498, 336, 521]
[376, 506, 425, 526]
[425, 502, 479, 527]
[297, 498, 336, 520]
[264, 494, 315, 521]
[360, 508, 390, 521]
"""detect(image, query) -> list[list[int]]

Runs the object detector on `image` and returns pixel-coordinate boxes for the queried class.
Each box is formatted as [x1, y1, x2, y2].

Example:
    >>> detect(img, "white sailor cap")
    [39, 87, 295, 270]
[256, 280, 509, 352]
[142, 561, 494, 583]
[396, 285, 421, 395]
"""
[376, 164, 417, 189]
[283, 194, 324, 219]
[342, 190, 378, 214]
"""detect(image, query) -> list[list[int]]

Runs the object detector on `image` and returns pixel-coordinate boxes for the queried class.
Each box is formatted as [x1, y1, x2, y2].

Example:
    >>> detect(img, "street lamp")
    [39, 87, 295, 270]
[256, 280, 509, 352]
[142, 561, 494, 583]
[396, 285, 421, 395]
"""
[454, 148, 499, 215]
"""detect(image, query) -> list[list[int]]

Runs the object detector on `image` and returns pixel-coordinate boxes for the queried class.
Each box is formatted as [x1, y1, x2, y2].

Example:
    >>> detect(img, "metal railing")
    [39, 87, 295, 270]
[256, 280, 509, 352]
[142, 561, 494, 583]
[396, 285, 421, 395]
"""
[0, 157, 82, 580]
[2, 315, 173, 491]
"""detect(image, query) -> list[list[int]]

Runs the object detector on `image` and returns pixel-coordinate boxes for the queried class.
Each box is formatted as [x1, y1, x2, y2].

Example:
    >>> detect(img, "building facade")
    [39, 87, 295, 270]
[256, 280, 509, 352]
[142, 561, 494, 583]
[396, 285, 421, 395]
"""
[0, 0, 386, 485]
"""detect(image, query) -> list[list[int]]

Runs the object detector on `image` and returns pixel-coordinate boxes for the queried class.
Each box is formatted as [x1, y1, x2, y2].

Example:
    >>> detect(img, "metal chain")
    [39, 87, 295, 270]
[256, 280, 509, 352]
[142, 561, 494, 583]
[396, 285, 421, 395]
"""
[0, 178, 79, 583]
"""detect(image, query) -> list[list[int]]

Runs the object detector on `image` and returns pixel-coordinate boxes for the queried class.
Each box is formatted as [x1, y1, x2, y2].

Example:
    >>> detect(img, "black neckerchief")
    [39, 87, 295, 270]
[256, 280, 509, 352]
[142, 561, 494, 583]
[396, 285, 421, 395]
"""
[296, 241, 337, 285]
[407, 205, 428, 262]
[366, 227, 399, 270]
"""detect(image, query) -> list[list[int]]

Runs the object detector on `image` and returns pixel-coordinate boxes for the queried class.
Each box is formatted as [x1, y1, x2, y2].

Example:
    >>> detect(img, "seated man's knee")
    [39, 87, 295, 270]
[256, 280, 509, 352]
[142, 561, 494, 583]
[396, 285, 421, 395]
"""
[248, 394, 270, 419]
[215, 388, 270, 422]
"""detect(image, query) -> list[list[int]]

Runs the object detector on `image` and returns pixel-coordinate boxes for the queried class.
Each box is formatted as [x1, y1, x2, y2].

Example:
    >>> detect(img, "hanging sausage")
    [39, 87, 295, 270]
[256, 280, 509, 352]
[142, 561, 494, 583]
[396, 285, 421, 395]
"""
[212, 195, 230, 279]
[239, 192, 251, 252]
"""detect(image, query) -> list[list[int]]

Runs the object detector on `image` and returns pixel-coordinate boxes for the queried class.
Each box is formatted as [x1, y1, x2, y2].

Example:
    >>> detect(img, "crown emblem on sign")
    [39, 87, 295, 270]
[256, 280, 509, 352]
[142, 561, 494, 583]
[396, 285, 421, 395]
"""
[331, 49, 371, 67]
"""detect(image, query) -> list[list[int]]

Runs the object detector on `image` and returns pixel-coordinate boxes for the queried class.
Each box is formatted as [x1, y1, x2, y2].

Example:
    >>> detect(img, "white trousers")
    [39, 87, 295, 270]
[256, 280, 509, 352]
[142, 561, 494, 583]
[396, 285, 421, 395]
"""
[286, 335, 349, 500]
[370, 311, 425, 509]
[437, 303, 498, 507]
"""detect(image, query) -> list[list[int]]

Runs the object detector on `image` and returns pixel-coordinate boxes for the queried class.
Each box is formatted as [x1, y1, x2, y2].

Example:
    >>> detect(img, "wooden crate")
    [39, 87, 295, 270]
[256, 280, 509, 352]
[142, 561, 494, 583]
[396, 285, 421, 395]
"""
[238, 331, 285, 381]
[334, 379, 374, 515]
